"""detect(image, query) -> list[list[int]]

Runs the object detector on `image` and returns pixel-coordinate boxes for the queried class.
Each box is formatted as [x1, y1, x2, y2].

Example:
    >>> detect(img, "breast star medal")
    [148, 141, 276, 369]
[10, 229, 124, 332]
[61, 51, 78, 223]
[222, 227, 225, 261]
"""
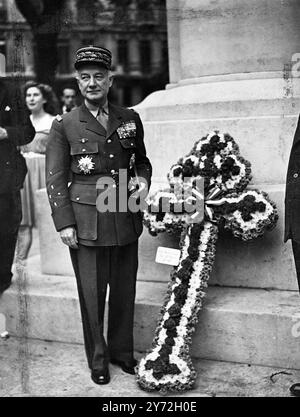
[78, 155, 95, 174]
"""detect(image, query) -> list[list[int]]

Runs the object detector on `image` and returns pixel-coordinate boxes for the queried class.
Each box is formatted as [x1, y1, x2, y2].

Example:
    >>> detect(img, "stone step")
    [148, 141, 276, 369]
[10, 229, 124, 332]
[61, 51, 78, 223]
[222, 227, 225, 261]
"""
[1, 337, 300, 397]
[1, 256, 300, 371]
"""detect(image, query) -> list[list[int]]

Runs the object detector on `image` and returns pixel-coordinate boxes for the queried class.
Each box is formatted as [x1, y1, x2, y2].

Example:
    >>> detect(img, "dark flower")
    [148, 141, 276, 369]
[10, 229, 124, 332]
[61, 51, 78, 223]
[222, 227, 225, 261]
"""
[173, 167, 182, 177]
[243, 195, 255, 205]
[210, 134, 220, 146]
[231, 165, 241, 176]
[187, 246, 199, 261]
[145, 360, 155, 371]
[160, 345, 173, 356]
[174, 285, 189, 302]
[156, 212, 165, 222]
[165, 336, 175, 346]
[257, 201, 266, 212]
[168, 304, 182, 317]
[164, 318, 177, 330]
[176, 269, 191, 283]
[153, 370, 165, 380]
[166, 328, 177, 338]
[166, 363, 181, 375]
[182, 165, 193, 177]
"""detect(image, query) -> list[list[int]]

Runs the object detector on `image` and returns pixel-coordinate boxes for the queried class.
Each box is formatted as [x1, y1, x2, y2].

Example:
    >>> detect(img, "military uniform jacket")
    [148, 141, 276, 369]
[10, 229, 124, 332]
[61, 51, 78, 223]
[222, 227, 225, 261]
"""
[46, 102, 152, 246]
[0, 80, 35, 195]
[285, 115, 300, 243]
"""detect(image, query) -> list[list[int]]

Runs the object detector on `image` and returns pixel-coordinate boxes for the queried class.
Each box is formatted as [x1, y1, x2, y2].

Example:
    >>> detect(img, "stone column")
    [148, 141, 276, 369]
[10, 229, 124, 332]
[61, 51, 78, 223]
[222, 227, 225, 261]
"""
[128, 36, 141, 75]
[134, 0, 300, 290]
[151, 37, 162, 73]
[105, 33, 118, 68]
[23, 31, 35, 76]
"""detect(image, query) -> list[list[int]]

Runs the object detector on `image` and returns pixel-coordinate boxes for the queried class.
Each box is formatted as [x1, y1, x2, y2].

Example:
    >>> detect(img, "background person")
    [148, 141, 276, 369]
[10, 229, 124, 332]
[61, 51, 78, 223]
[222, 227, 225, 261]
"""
[0, 77, 35, 293]
[285, 116, 300, 397]
[17, 81, 58, 260]
[60, 85, 77, 114]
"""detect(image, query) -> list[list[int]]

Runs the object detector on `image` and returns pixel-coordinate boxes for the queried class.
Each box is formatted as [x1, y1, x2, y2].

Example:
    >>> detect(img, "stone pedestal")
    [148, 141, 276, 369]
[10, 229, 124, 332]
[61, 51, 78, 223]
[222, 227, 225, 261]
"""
[133, 0, 300, 291]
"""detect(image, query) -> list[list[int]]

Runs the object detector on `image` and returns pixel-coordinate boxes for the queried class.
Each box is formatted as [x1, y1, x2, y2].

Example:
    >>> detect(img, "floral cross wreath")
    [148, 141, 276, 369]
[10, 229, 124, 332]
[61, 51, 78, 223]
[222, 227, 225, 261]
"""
[136, 131, 278, 394]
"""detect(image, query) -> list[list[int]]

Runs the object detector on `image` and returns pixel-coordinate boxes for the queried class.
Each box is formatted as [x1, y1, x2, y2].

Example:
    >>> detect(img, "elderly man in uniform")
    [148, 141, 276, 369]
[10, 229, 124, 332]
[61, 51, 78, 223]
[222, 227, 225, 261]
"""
[46, 46, 152, 385]
[0, 58, 35, 294]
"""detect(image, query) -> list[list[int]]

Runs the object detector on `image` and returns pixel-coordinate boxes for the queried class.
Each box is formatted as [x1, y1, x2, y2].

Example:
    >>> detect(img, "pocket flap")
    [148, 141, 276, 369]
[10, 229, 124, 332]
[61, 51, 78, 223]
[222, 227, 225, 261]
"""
[69, 183, 97, 205]
[70, 142, 98, 155]
[119, 138, 136, 149]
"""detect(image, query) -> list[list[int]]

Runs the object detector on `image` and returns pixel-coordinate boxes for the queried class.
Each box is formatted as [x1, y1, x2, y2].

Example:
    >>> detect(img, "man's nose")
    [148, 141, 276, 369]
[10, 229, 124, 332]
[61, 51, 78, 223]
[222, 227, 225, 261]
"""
[89, 76, 97, 86]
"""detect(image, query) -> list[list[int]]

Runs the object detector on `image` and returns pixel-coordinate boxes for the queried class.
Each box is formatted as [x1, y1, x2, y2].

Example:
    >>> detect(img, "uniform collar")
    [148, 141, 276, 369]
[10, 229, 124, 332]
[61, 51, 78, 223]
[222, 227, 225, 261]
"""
[85, 99, 109, 118]
[79, 101, 123, 138]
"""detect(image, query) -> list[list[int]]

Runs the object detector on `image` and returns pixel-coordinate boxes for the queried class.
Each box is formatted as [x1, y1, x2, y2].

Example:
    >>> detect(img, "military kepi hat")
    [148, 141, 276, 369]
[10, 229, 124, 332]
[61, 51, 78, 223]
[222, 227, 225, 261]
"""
[74, 45, 112, 70]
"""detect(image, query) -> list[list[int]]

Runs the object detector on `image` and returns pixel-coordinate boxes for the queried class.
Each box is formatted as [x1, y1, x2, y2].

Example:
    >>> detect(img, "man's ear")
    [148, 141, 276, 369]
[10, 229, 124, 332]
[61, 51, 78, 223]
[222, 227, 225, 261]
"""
[109, 74, 114, 87]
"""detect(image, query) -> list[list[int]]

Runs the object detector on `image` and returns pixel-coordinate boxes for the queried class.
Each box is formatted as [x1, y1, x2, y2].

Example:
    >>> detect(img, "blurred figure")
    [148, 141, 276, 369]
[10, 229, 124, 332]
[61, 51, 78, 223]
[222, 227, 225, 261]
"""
[22, 81, 58, 153]
[0, 78, 35, 293]
[17, 81, 58, 260]
[60, 86, 77, 114]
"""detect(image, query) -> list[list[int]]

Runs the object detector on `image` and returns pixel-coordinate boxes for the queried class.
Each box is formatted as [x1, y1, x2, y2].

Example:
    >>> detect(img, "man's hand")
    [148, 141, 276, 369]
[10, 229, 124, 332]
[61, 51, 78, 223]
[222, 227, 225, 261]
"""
[60, 227, 78, 249]
[0, 127, 8, 140]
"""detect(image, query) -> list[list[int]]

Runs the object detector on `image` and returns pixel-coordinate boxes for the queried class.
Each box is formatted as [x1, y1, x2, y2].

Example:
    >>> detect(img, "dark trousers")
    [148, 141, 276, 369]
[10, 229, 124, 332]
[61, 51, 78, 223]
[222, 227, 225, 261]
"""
[0, 192, 22, 287]
[292, 239, 300, 292]
[70, 240, 138, 372]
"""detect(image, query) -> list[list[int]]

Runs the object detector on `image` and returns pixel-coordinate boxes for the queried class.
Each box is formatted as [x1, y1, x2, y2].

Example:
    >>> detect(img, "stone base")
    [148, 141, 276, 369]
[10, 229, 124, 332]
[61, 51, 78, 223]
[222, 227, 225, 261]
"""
[1, 255, 300, 370]
[2, 337, 300, 397]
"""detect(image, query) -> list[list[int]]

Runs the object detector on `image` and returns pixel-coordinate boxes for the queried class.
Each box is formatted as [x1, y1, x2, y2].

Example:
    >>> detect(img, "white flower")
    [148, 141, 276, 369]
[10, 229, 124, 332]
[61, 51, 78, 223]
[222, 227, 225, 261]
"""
[77, 155, 95, 174]
[183, 155, 199, 166]
[214, 154, 222, 169]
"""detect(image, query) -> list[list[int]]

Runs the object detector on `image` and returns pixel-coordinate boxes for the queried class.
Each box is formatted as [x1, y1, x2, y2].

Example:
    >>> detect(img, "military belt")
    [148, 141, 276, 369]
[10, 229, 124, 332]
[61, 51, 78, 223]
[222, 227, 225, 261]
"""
[72, 172, 119, 185]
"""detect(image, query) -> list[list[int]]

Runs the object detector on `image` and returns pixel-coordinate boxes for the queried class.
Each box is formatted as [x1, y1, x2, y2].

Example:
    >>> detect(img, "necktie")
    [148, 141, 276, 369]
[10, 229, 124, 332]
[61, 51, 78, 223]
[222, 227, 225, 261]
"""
[96, 107, 108, 131]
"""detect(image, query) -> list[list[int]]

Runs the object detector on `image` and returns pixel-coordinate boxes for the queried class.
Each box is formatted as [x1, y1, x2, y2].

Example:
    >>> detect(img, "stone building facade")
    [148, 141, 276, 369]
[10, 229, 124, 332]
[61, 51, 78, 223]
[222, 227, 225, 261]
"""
[0, 0, 168, 106]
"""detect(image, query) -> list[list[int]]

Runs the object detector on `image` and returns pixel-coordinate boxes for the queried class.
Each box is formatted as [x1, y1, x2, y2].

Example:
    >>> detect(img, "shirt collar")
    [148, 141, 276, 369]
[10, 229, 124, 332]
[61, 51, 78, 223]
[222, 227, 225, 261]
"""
[85, 99, 109, 118]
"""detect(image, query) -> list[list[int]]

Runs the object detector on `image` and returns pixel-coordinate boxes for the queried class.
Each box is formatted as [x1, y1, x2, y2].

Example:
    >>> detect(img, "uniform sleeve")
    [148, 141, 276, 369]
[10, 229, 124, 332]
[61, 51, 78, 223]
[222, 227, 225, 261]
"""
[46, 118, 76, 232]
[132, 110, 152, 191]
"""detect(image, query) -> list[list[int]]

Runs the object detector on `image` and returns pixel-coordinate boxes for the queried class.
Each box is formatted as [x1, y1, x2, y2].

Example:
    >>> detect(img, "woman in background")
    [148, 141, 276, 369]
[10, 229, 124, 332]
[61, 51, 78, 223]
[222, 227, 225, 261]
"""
[17, 81, 59, 260]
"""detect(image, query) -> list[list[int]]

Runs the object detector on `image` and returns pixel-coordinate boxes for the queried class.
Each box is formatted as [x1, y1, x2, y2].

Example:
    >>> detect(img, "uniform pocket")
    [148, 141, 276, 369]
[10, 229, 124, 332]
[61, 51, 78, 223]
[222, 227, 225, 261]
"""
[69, 183, 98, 240]
[119, 137, 136, 150]
[70, 142, 100, 173]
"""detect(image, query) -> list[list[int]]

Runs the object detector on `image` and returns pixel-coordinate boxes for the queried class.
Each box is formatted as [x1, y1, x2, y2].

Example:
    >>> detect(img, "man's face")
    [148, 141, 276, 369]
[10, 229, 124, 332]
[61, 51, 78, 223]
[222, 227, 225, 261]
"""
[62, 88, 76, 108]
[76, 64, 113, 105]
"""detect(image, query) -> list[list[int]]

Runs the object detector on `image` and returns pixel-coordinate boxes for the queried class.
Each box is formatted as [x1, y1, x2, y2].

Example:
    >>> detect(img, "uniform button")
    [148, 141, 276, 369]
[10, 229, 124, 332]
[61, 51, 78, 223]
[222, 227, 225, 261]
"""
[109, 154, 114, 158]
[82, 148, 86, 152]
[76, 197, 80, 201]
[49, 171, 53, 175]
[107, 139, 112, 143]
[131, 143, 134, 146]
[51, 185, 54, 189]
[6, 161, 10, 165]
[54, 202, 57, 207]
[58, 192, 61, 195]
[111, 169, 116, 174]
[49, 195, 52, 199]
[81, 138, 87, 143]
[294, 173, 299, 178]
[112, 184, 116, 188]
